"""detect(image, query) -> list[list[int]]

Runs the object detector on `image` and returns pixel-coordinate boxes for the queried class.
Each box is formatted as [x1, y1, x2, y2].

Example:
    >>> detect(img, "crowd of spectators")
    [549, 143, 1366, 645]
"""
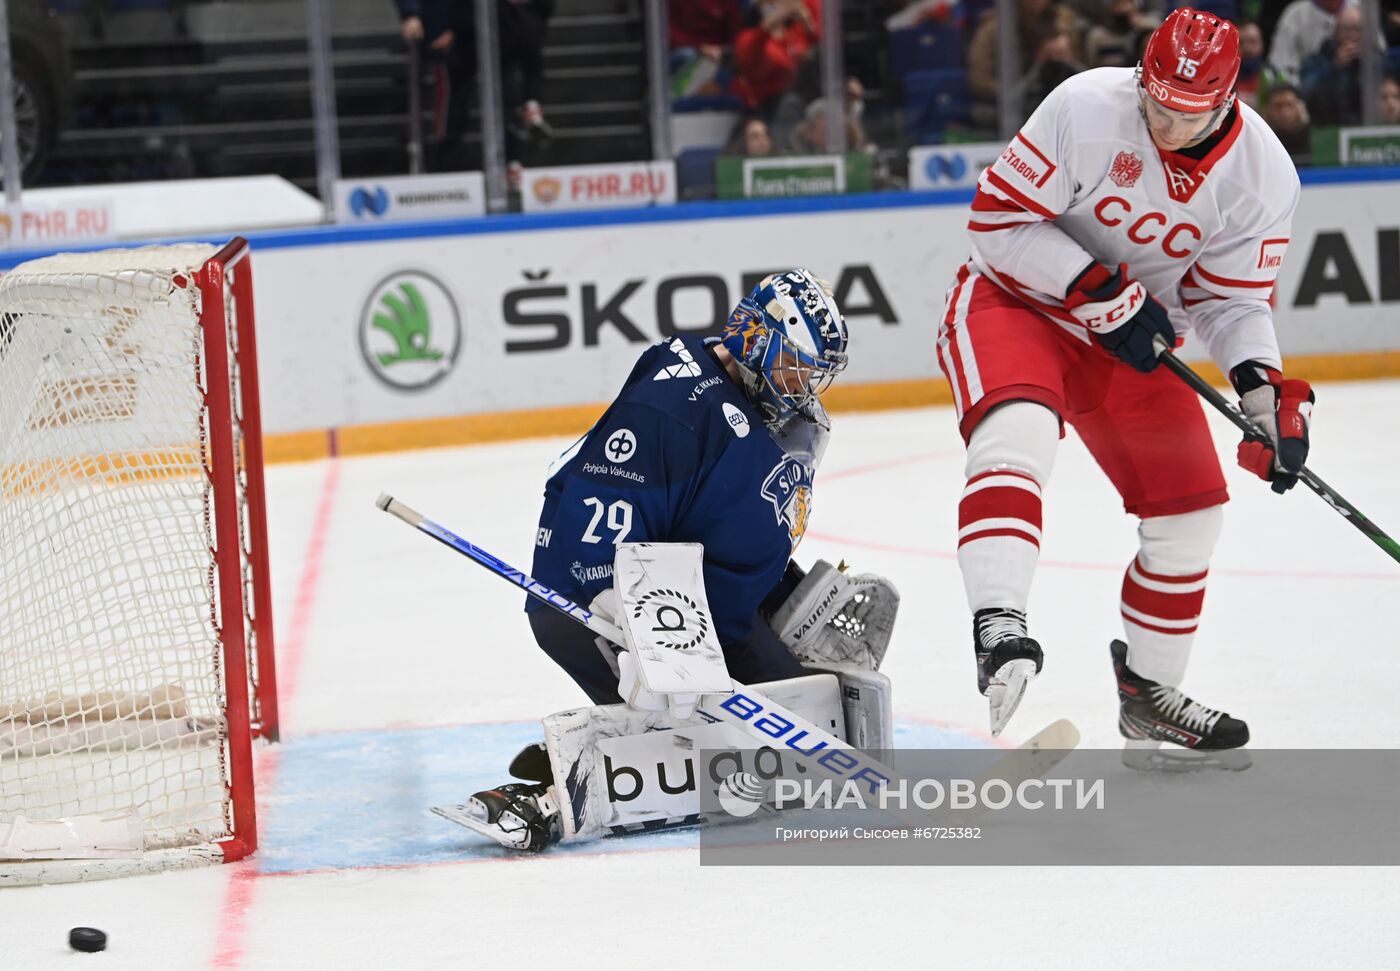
[396, 0, 555, 180]
[403, 0, 1400, 185]
[876, 0, 1400, 163]
[668, 0, 873, 163]
[669, 0, 1399, 178]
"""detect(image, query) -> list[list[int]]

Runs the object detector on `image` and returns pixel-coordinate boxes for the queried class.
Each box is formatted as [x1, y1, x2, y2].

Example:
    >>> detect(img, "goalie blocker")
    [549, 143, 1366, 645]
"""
[607, 543, 895, 758]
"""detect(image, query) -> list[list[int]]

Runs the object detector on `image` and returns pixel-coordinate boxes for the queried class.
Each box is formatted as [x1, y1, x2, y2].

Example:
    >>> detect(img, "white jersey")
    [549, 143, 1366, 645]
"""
[966, 67, 1300, 373]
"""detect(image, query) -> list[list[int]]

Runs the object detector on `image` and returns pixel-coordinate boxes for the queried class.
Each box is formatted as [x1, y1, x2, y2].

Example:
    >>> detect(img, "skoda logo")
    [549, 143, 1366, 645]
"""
[349, 185, 390, 218]
[358, 270, 462, 391]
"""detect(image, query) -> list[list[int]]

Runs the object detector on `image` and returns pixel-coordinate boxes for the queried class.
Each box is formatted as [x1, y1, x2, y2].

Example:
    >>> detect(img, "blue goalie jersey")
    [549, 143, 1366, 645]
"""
[528, 335, 818, 648]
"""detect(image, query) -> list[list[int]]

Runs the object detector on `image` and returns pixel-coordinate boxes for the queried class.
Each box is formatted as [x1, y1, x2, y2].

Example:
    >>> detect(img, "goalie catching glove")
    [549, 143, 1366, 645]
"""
[1230, 361, 1314, 494]
[768, 560, 898, 670]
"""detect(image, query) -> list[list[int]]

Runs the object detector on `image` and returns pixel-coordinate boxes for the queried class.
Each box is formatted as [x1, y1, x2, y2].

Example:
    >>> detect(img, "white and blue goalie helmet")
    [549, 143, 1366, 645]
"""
[719, 268, 849, 429]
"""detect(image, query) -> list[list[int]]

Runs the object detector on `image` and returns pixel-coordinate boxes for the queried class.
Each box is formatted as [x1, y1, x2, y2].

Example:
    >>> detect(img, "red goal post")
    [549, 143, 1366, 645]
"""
[0, 238, 278, 884]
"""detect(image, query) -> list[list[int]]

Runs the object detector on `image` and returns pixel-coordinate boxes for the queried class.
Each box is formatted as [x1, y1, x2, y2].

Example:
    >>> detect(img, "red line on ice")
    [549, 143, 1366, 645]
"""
[211, 459, 340, 970]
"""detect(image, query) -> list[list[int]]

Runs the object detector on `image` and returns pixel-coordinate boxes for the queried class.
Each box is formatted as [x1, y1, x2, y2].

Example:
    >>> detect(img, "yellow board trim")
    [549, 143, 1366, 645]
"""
[262, 351, 1400, 464]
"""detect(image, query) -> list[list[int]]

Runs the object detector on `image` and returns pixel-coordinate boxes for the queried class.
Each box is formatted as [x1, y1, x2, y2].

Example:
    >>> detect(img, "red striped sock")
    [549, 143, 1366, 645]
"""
[1120, 556, 1208, 686]
[957, 469, 1041, 611]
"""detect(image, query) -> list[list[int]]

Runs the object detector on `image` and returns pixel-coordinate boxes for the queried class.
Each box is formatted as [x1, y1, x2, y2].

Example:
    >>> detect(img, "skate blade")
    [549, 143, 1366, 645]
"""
[430, 803, 533, 850]
[1121, 740, 1253, 773]
[987, 658, 1037, 737]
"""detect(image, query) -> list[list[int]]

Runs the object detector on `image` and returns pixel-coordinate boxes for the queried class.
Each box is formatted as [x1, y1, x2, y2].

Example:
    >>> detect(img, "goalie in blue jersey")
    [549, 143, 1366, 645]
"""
[445, 269, 900, 851]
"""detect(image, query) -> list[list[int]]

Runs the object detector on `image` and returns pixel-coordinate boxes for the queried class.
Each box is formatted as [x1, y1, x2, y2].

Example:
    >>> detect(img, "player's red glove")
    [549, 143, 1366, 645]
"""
[1230, 361, 1315, 494]
[1064, 263, 1175, 373]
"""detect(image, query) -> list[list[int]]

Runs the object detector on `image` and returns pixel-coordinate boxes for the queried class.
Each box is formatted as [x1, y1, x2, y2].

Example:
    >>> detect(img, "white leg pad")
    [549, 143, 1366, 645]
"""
[542, 674, 846, 843]
[801, 662, 893, 754]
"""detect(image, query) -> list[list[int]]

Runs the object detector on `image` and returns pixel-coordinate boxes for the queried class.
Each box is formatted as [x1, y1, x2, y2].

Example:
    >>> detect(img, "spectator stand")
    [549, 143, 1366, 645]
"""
[882, 2, 974, 145]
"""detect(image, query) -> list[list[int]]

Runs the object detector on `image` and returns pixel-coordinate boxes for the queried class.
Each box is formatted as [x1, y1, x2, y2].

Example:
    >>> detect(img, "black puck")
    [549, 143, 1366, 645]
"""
[69, 927, 107, 953]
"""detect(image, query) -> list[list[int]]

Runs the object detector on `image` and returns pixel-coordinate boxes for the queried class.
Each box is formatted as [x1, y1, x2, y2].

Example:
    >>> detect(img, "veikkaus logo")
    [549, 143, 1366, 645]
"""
[359, 270, 462, 390]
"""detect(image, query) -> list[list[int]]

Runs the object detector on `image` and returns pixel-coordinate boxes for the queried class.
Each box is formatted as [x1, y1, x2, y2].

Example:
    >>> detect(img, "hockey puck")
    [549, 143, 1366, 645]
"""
[69, 927, 107, 953]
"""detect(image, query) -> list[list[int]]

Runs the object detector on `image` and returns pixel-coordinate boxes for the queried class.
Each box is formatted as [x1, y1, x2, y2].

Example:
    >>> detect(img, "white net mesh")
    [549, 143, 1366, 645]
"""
[0, 244, 243, 853]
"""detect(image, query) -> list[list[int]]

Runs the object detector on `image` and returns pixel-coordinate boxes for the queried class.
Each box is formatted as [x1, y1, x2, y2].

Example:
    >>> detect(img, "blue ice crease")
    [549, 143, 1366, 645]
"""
[256, 719, 988, 873]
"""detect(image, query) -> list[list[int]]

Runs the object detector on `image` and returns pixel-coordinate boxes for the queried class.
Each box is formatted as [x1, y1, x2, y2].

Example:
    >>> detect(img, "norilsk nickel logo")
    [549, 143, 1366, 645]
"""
[359, 270, 462, 390]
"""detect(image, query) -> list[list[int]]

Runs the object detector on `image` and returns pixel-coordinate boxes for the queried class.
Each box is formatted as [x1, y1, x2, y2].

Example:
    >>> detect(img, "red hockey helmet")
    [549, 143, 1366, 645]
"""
[1140, 8, 1240, 113]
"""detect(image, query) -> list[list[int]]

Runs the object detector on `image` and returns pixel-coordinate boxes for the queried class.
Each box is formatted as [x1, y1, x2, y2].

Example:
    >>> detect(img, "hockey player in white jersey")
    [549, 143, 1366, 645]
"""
[939, 8, 1313, 764]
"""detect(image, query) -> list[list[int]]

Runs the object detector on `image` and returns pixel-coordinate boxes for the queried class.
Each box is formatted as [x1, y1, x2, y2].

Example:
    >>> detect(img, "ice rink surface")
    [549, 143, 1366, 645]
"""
[5, 382, 1399, 969]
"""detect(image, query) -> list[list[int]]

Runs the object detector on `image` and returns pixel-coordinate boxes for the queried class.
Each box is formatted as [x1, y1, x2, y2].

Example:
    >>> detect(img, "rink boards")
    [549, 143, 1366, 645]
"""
[0, 168, 1396, 460]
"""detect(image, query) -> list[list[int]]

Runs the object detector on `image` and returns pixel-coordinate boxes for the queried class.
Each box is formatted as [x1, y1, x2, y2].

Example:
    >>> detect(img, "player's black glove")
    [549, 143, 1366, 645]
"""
[1064, 263, 1175, 373]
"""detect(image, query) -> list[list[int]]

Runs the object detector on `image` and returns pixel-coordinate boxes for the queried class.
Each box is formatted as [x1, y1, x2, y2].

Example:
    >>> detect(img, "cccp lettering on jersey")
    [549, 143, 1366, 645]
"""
[1093, 196, 1203, 259]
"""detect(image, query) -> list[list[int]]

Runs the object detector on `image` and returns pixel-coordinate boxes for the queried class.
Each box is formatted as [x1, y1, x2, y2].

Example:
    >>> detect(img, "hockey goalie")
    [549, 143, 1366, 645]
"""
[435, 270, 900, 851]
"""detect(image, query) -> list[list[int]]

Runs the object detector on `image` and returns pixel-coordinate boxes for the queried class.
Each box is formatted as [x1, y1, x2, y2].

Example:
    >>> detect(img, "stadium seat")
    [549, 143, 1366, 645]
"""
[676, 145, 723, 201]
[903, 69, 972, 143]
[672, 94, 745, 113]
[1177, 0, 1238, 20]
[889, 22, 964, 79]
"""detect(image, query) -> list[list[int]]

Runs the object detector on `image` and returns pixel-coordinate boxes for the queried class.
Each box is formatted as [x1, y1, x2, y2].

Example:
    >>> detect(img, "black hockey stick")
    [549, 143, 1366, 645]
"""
[1152, 336, 1400, 565]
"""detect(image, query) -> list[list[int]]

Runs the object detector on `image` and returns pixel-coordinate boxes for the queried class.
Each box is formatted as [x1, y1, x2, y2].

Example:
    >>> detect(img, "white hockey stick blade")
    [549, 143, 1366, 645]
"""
[987, 658, 1037, 737]
[939, 718, 1081, 823]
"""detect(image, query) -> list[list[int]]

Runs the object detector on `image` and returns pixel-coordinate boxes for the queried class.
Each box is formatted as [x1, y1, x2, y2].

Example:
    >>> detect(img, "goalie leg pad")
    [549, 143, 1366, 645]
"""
[541, 673, 846, 843]
[803, 663, 894, 754]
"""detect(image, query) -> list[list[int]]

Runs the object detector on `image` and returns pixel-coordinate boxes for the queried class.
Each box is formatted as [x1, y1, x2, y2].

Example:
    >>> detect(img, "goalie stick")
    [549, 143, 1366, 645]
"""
[1152, 337, 1400, 565]
[375, 493, 1079, 829]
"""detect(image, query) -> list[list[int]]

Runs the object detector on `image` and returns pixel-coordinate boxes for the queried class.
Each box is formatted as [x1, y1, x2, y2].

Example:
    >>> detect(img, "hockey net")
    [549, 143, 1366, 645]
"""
[0, 239, 277, 884]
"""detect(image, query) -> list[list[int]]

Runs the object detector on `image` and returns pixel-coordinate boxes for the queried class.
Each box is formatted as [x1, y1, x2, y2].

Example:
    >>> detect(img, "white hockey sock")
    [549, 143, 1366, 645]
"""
[1121, 505, 1223, 686]
[958, 402, 1059, 614]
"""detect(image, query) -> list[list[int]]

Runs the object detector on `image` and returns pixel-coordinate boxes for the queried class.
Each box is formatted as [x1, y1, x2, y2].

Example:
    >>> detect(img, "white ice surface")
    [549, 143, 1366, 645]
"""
[4, 383, 1399, 969]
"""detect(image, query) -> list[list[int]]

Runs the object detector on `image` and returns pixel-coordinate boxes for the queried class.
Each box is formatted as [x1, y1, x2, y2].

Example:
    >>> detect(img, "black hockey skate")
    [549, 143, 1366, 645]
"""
[974, 608, 1044, 736]
[430, 743, 562, 852]
[431, 782, 561, 853]
[1111, 640, 1251, 771]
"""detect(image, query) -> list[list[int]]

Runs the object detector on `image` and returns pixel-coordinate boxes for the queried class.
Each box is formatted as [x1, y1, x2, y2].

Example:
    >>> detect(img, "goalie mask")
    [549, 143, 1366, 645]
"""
[720, 269, 849, 430]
